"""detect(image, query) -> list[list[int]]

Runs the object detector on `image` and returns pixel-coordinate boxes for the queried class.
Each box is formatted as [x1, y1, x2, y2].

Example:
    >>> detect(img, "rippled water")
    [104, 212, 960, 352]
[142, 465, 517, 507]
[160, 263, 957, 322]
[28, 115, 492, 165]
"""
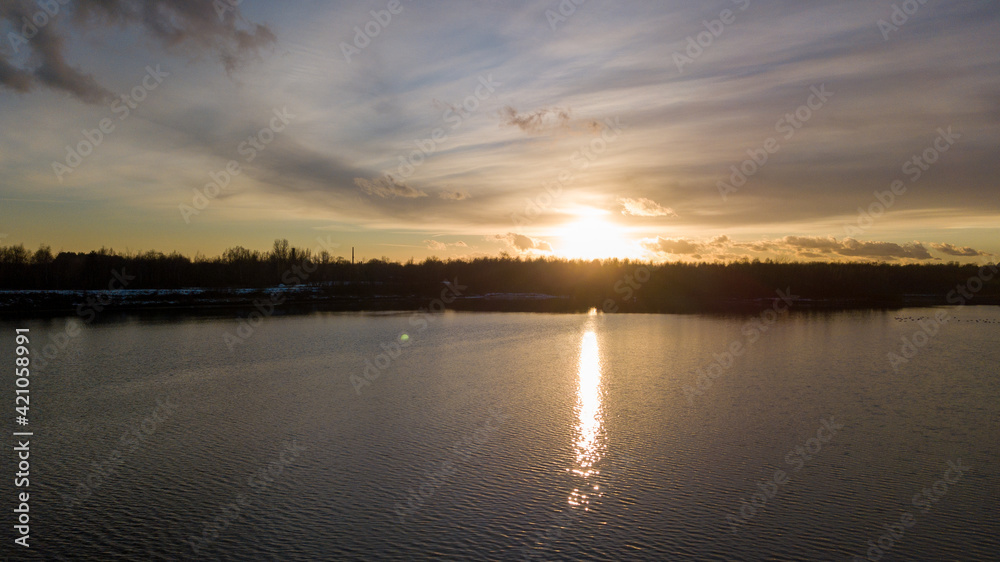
[3, 307, 998, 560]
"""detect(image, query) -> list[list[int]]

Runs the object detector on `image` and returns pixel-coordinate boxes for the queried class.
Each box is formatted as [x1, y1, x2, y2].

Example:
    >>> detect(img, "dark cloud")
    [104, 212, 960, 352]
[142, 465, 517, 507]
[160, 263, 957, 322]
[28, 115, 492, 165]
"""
[355, 175, 427, 199]
[781, 236, 933, 260]
[0, 57, 32, 93]
[0, 0, 275, 103]
[32, 31, 111, 103]
[500, 106, 571, 134]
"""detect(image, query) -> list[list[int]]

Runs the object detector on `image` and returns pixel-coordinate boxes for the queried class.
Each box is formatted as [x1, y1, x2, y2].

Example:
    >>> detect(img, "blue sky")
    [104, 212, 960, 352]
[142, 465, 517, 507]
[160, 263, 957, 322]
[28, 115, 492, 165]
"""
[1, 0, 997, 263]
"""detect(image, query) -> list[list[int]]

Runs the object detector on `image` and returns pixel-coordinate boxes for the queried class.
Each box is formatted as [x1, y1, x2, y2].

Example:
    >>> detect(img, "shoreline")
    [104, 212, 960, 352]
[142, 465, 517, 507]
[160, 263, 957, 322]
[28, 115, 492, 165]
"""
[1, 288, 997, 319]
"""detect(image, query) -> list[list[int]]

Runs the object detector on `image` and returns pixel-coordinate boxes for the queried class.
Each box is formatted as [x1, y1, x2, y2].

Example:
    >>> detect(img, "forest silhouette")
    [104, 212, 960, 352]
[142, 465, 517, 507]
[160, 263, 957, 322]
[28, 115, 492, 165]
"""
[2, 240, 998, 313]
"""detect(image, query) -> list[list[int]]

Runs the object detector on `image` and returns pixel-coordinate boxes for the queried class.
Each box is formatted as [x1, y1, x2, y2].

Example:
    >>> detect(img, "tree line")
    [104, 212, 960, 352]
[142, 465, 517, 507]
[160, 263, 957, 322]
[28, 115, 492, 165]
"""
[1, 240, 998, 308]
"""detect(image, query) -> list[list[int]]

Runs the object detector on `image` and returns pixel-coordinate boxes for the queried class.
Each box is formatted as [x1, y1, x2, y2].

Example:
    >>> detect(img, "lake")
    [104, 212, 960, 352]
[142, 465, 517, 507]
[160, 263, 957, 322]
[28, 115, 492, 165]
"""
[4, 306, 998, 560]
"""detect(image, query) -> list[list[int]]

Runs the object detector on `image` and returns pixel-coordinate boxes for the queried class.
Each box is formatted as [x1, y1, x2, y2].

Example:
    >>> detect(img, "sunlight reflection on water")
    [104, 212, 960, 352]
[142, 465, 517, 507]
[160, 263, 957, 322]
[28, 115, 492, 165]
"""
[569, 318, 605, 510]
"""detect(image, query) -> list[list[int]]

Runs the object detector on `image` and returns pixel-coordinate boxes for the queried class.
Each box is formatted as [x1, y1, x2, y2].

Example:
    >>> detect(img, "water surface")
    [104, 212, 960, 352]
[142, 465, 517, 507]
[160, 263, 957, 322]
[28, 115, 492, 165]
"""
[3, 307, 998, 560]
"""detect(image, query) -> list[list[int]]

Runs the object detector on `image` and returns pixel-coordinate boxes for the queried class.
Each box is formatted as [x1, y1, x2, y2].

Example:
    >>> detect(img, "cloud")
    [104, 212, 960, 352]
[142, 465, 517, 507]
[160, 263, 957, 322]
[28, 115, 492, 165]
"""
[0, 58, 32, 93]
[643, 237, 702, 255]
[1, 1, 998, 261]
[0, 2, 113, 104]
[438, 190, 470, 200]
[495, 233, 552, 252]
[779, 236, 843, 253]
[0, 0, 275, 103]
[781, 236, 933, 260]
[930, 243, 985, 257]
[499, 106, 571, 134]
[644, 235, 941, 262]
[705, 236, 781, 254]
[424, 240, 468, 251]
[619, 197, 676, 217]
[355, 175, 427, 199]
[733, 240, 782, 253]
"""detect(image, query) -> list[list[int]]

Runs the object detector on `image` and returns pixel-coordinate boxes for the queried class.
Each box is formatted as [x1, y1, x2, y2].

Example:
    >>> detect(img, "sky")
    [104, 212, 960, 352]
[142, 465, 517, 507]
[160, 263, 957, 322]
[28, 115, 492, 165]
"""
[0, 0, 997, 264]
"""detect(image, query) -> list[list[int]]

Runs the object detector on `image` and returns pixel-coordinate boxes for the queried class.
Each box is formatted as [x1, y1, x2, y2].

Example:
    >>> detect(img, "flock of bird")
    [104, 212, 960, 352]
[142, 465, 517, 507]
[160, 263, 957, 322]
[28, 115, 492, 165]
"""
[893, 315, 1000, 324]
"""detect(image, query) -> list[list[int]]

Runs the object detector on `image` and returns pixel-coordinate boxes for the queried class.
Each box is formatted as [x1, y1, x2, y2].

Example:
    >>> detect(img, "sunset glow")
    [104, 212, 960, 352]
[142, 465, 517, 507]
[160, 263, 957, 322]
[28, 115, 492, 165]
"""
[556, 218, 644, 261]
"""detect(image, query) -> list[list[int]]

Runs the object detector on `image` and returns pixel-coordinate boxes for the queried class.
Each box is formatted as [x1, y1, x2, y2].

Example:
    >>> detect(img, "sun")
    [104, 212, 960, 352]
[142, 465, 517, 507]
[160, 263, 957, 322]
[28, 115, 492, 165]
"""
[555, 217, 643, 260]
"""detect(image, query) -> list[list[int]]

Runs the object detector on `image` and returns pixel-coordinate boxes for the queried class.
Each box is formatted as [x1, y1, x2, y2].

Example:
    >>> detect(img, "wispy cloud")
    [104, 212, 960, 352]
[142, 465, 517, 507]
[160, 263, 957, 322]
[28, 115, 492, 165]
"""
[425, 239, 468, 251]
[0, 1, 997, 260]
